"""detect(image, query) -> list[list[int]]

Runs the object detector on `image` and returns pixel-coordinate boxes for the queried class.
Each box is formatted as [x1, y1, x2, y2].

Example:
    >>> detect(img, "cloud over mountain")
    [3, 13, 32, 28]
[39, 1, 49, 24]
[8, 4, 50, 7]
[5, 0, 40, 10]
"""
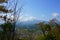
[52, 13, 59, 17]
[19, 15, 36, 22]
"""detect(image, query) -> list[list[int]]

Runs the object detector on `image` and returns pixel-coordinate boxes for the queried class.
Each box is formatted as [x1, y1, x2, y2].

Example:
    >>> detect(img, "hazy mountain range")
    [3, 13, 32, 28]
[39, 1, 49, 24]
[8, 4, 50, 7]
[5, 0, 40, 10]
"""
[16, 19, 48, 29]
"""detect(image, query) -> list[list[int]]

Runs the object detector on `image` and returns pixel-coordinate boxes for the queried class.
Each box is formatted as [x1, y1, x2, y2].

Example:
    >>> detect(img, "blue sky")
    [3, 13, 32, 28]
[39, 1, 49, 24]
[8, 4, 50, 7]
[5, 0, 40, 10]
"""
[15, 0, 60, 21]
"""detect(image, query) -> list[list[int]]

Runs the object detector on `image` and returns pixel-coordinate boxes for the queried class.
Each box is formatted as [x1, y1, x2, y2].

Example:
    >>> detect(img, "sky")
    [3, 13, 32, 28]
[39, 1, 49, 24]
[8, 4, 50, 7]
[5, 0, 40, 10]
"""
[18, 0, 60, 21]
[1, 0, 60, 22]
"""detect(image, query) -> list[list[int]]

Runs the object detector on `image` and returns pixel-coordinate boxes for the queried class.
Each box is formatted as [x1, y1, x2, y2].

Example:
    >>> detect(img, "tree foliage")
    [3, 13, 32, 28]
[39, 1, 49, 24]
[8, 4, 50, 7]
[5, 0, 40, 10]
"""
[0, 0, 7, 3]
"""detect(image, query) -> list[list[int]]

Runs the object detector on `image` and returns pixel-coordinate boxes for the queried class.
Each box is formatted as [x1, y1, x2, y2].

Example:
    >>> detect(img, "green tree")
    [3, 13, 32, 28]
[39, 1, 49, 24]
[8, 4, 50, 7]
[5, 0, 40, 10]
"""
[46, 24, 60, 40]
[36, 22, 52, 40]
[36, 22, 46, 37]
[0, 0, 23, 40]
[0, 0, 7, 3]
[44, 24, 51, 31]
[0, 0, 14, 40]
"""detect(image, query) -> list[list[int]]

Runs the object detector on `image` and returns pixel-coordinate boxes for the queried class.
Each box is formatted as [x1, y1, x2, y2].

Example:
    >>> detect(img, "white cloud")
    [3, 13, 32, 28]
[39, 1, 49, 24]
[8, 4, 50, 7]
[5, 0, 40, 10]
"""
[19, 15, 36, 22]
[52, 13, 60, 21]
[52, 13, 59, 17]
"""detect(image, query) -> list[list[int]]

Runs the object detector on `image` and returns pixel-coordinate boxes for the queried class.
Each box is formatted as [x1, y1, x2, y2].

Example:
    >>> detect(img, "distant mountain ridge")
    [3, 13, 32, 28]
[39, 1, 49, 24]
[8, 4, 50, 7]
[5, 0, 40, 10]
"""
[16, 19, 48, 29]
[17, 19, 42, 25]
